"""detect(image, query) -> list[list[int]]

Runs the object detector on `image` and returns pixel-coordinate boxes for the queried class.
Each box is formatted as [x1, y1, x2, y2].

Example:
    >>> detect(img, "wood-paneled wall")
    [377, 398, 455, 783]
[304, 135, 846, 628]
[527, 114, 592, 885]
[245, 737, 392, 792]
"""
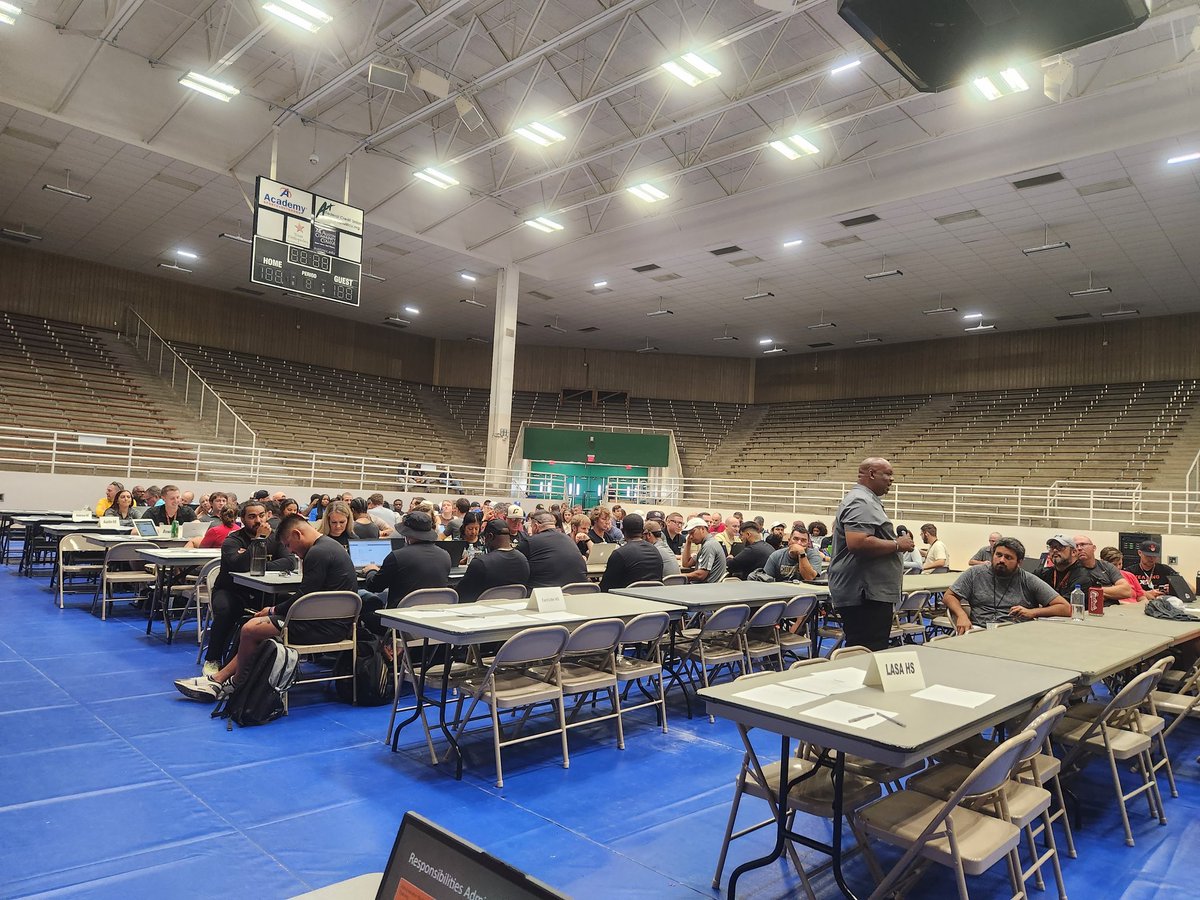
[755, 313, 1200, 403]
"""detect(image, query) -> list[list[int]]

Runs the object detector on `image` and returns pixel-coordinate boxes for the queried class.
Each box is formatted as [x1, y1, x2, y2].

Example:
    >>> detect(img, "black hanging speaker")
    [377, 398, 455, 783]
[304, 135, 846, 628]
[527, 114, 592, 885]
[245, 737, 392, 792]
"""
[837, 0, 1150, 92]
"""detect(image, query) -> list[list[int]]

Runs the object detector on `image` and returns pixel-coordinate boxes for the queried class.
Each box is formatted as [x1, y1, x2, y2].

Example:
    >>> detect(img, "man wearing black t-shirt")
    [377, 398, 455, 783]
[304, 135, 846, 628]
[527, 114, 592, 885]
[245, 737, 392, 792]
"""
[141, 484, 196, 527]
[524, 510, 587, 589]
[726, 521, 774, 579]
[176, 515, 357, 701]
[1038, 534, 1129, 602]
[599, 515, 662, 592]
[360, 511, 451, 634]
[456, 520, 530, 602]
[1131, 539, 1178, 598]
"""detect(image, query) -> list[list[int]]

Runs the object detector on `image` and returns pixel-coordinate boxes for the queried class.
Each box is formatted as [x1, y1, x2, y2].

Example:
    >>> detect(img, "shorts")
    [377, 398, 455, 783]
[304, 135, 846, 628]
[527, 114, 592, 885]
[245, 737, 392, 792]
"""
[268, 614, 351, 646]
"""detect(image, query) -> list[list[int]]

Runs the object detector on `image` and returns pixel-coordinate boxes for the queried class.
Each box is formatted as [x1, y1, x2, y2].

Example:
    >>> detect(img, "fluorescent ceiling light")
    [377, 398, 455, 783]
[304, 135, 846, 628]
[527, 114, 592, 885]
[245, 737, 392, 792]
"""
[972, 76, 1003, 101]
[807, 320, 836, 329]
[180, 72, 239, 101]
[1167, 152, 1200, 165]
[262, 0, 331, 32]
[864, 268, 902, 281]
[661, 53, 720, 86]
[515, 122, 565, 146]
[627, 183, 669, 202]
[965, 322, 996, 332]
[713, 326, 738, 342]
[413, 168, 457, 188]
[42, 169, 90, 202]
[404, 306, 419, 315]
[525, 216, 564, 233]
[219, 232, 252, 245]
[973, 68, 1030, 101]
[1069, 271, 1111, 297]
[158, 262, 192, 274]
[768, 140, 802, 161]
[467, 336, 490, 344]
[175, 250, 198, 260]
[1101, 308, 1139, 318]
[831, 59, 861, 76]
[592, 280, 607, 288]
[999, 68, 1028, 92]
[922, 305, 958, 315]
[364, 272, 386, 282]
[855, 335, 882, 344]
[763, 345, 786, 354]
[636, 338, 659, 353]
[646, 303, 674, 317]
[1022, 224, 1070, 255]
[544, 317, 567, 334]
[384, 316, 411, 326]
[460, 272, 477, 281]
[758, 338, 773, 345]
[743, 290, 775, 301]
[1, 226, 42, 242]
[0, 1, 20, 24]
[782, 238, 804, 248]
[963, 312, 983, 320]
[769, 134, 819, 160]
[460, 296, 487, 309]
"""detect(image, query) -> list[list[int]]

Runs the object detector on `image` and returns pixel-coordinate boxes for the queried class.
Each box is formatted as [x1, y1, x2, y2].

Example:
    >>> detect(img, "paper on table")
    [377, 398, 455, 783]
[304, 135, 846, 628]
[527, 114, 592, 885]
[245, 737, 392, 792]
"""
[912, 684, 995, 709]
[484, 600, 532, 611]
[734, 684, 822, 710]
[788, 670, 865, 696]
[524, 611, 586, 622]
[802, 699, 892, 730]
[448, 614, 536, 627]
[393, 609, 455, 619]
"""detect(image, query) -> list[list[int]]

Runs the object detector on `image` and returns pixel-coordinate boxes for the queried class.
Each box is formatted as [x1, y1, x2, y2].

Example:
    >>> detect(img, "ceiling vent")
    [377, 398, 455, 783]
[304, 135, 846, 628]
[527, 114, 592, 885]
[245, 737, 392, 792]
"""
[808, 341, 835, 348]
[822, 235, 863, 249]
[578, 326, 600, 332]
[1054, 312, 1092, 321]
[934, 209, 982, 225]
[152, 173, 202, 192]
[377, 242, 411, 256]
[1077, 177, 1132, 197]
[586, 287, 612, 295]
[651, 273, 681, 282]
[527, 290, 554, 300]
[1012, 172, 1065, 190]
[632, 263, 661, 273]
[728, 256, 763, 267]
[709, 245, 743, 256]
[840, 213, 880, 227]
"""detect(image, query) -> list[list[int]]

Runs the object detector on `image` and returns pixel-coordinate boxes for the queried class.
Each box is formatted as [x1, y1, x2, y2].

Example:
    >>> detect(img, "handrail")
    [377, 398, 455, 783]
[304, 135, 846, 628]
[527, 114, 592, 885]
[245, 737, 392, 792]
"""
[120, 307, 257, 449]
[1187, 448, 1200, 497]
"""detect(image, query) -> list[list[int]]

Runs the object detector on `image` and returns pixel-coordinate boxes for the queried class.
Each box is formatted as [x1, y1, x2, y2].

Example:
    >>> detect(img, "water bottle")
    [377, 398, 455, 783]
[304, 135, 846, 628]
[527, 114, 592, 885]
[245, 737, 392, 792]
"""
[1070, 584, 1085, 622]
[249, 537, 269, 576]
[293, 553, 303, 579]
[170, 519, 179, 539]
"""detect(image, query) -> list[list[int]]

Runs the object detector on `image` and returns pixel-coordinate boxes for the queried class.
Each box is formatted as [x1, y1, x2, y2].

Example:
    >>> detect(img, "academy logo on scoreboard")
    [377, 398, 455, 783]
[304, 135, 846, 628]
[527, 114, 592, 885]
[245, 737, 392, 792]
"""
[257, 177, 312, 219]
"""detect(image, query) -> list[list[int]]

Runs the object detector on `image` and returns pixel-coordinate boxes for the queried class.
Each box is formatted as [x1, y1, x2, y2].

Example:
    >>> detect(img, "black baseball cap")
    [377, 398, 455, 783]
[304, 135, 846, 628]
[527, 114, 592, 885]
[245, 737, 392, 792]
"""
[483, 519, 510, 538]
[397, 511, 438, 541]
[1137, 540, 1161, 556]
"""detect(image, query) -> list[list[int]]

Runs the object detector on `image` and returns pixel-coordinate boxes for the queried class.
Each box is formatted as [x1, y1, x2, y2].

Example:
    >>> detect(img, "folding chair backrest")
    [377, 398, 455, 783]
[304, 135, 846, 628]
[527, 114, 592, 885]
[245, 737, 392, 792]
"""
[747, 600, 786, 629]
[285, 591, 361, 622]
[783, 594, 817, 623]
[619, 611, 670, 644]
[491, 625, 570, 666]
[1019, 683, 1073, 730]
[61, 534, 102, 553]
[899, 590, 930, 612]
[474, 584, 527, 602]
[662, 574, 689, 586]
[789, 657, 830, 671]
[954, 728, 1039, 802]
[1145, 656, 1175, 681]
[399, 587, 458, 608]
[626, 580, 664, 589]
[1107, 670, 1160, 713]
[195, 558, 221, 592]
[562, 582, 600, 595]
[700, 604, 750, 635]
[829, 645, 871, 661]
[565, 618, 624, 654]
[104, 541, 156, 564]
[1019, 706, 1068, 763]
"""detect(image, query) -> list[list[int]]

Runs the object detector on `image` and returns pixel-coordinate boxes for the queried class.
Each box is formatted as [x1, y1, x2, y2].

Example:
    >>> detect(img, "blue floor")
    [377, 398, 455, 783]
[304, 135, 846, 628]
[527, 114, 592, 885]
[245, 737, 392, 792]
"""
[1, 562, 1198, 898]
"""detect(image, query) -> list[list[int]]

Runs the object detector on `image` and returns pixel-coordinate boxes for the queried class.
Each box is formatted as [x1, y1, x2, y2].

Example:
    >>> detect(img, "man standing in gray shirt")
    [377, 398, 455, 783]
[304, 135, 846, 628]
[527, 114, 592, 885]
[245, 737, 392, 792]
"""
[681, 517, 726, 583]
[943, 537, 1070, 632]
[828, 458, 914, 650]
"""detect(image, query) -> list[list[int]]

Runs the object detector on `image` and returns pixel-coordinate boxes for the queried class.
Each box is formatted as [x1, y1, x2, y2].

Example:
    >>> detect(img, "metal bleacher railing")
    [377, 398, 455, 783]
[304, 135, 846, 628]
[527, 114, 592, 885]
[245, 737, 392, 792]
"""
[2, 423, 1199, 533]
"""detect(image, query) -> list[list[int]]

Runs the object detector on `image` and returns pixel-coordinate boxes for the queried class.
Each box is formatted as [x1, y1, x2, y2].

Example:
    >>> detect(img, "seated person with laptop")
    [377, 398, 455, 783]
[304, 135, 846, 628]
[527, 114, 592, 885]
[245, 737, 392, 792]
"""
[359, 511, 451, 635]
[456, 520, 530, 602]
[942, 537, 1070, 633]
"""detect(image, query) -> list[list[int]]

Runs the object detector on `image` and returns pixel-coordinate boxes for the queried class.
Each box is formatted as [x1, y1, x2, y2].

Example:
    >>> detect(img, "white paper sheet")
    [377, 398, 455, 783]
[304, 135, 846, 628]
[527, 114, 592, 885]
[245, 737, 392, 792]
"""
[483, 600, 532, 611]
[524, 611, 586, 623]
[911, 684, 995, 709]
[802, 699, 895, 730]
[733, 684, 823, 710]
[787, 671, 864, 696]
[394, 609, 455, 620]
[445, 614, 535, 627]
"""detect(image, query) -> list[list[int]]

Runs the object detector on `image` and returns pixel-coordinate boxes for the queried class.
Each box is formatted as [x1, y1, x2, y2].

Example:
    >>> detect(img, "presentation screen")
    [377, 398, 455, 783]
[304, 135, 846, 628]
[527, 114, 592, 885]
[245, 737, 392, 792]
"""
[250, 176, 363, 306]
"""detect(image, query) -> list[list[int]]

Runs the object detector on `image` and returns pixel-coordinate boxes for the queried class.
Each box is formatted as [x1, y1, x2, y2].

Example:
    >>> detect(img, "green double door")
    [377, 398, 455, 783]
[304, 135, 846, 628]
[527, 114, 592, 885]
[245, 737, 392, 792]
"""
[529, 461, 648, 509]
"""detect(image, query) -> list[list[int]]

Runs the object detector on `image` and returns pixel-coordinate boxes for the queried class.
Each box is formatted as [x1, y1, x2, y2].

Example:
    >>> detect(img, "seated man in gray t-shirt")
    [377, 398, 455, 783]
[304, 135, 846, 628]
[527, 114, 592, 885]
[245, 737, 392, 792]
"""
[943, 537, 1070, 633]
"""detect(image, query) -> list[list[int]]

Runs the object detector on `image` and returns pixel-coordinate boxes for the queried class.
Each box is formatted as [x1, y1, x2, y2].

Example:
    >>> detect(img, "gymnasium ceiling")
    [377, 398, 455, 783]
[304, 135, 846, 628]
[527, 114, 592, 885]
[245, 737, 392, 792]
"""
[1, 0, 1199, 356]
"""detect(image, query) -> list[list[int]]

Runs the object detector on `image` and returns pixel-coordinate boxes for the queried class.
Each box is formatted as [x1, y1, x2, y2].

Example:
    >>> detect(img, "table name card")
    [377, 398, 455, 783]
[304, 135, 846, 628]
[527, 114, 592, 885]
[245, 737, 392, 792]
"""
[529, 587, 566, 612]
[99, 516, 120, 528]
[863, 651, 926, 692]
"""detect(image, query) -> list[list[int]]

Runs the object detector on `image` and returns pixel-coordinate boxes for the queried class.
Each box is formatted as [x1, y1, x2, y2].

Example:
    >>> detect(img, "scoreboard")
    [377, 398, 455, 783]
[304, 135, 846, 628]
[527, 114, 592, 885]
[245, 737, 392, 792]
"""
[250, 176, 364, 306]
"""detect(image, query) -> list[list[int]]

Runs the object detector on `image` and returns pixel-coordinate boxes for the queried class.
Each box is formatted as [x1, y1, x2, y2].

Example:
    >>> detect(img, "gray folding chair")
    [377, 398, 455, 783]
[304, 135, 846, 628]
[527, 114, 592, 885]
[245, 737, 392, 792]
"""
[662, 574, 689, 586]
[625, 580, 664, 589]
[174, 558, 220, 652]
[778, 595, 818, 664]
[743, 600, 786, 672]
[56, 533, 104, 609]
[829, 645, 871, 661]
[280, 591, 361, 713]
[473, 584, 527, 602]
[555, 618, 625, 749]
[386, 587, 462, 757]
[681, 604, 751, 719]
[562, 582, 600, 595]
[616, 611, 671, 734]
[450, 625, 571, 788]
[91, 541, 157, 619]
[894, 590, 931, 644]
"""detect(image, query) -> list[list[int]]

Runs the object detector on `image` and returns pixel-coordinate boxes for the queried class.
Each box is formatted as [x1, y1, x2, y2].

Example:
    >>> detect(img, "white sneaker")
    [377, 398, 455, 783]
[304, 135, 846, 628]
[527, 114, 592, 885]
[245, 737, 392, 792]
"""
[175, 675, 220, 702]
[202, 660, 220, 678]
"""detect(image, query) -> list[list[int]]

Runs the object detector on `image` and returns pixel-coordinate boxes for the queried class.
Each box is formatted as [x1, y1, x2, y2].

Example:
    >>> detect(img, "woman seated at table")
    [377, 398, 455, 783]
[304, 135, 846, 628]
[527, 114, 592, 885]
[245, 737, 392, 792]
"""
[460, 510, 486, 564]
[316, 500, 354, 550]
[107, 489, 137, 522]
[349, 497, 393, 539]
[187, 504, 238, 549]
[1100, 546, 1145, 602]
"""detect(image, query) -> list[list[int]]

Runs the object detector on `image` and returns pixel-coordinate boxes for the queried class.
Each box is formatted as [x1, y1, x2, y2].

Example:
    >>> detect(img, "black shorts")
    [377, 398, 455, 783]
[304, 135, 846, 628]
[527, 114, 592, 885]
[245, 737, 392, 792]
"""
[267, 615, 351, 646]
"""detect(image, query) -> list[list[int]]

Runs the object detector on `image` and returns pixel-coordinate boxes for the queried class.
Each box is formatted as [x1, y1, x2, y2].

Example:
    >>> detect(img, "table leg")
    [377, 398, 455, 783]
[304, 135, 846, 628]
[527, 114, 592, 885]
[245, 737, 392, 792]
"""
[810, 603, 822, 658]
[145, 566, 164, 636]
[390, 635, 430, 751]
[660, 617, 694, 719]
[829, 751, 860, 900]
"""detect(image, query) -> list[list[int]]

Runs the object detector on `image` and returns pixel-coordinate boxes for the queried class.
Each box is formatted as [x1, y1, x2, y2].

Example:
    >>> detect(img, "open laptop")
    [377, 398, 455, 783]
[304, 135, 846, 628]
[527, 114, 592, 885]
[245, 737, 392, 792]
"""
[1167, 575, 1196, 604]
[376, 811, 567, 900]
[434, 540, 468, 566]
[729, 540, 746, 557]
[1020, 557, 1046, 574]
[588, 542, 617, 566]
[133, 519, 158, 538]
[348, 539, 393, 574]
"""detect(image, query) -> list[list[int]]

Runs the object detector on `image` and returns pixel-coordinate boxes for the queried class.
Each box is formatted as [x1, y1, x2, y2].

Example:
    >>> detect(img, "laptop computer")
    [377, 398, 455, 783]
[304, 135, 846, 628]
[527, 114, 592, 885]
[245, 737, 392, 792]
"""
[729, 540, 746, 557]
[588, 542, 617, 566]
[434, 540, 468, 566]
[1167, 575, 1196, 604]
[1020, 557, 1046, 574]
[376, 811, 567, 900]
[349, 539, 393, 573]
[133, 519, 158, 538]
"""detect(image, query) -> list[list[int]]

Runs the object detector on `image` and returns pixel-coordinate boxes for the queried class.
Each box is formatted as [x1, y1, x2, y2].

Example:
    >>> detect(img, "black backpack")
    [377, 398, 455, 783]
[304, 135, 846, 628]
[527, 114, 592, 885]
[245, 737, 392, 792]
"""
[212, 638, 299, 729]
[334, 633, 396, 707]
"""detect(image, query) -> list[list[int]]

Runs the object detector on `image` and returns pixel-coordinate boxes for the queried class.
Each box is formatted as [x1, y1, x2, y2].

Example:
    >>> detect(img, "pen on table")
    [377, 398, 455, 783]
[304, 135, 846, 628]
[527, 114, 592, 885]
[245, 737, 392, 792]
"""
[849, 711, 907, 728]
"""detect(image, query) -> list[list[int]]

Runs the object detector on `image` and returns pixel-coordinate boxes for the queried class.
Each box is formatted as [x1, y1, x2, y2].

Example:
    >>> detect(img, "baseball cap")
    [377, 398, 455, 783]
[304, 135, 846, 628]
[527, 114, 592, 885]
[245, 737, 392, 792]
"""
[252, 490, 270, 500]
[1137, 540, 1161, 556]
[506, 506, 526, 519]
[770, 521, 786, 530]
[397, 511, 439, 541]
[1046, 534, 1076, 549]
[483, 519, 511, 538]
[646, 510, 666, 522]
[683, 517, 709, 532]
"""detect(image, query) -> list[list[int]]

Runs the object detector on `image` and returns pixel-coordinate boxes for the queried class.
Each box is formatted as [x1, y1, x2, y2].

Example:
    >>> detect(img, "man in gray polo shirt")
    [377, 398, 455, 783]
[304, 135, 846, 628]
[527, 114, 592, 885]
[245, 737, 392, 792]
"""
[942, 537, 1070, 632]
[681, 517, 726, 583]
[828, 458, 914, 650]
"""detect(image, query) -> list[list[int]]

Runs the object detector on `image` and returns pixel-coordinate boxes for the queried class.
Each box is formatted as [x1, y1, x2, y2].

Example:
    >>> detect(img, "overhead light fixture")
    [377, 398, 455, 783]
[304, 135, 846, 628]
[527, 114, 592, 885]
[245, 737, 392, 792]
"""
[262, 0, 331, 33]
[646, 298, 674, 317]
[175, 249, 198, 260]
[636, 338, 660, 354]
[627, 183, 669, 203]
[1, 226, 42, 242]
[922, 297, 958, 315]
[758, 338, 773, 345]
[515, 121, 566, 146]
[363, 259, 386, 282]
[1101, 307, 1139, 318]
[763, 344, 786, 354]
[1167, 151, 1200, 165]
[864, 256, 902, 281]
[158, 261, 193, 274]
[1069, 271, 1112, 297]
[768, 134, 820, 160]
[1022, 224, 1070, 255]
[972, 67, 1030, 101]
[460, 272, 477, 282]
[367, 63, 409, 94]
[384, 316, 411, 326]
[713, 325, 738, 342]
[179, 72, 239, 102]
[460, 291, 486, 309]
[855, 334, 882, 344]
[962, 312, 983, 320]
[455, 95, 484, 131]
[525, 216, 564, 233]
[42, 169, 91, 202]
[219, 231, 252, 245]
[467, 336, 490, 344]
[661, 52, 721, 87]
[782, 238, 804, 248]
[1043, 58, 1074, 103]
[964, 322, 996, 332]
[544, 316, 567, 334]
[411, 67, 450, 98]
[0, 1, 21, 25]
[403, 306, 419, 315]
[743, 280, 775, 301]
[807, 312, 837, 330]
[413, 167, 458, 189]
[830, 59, 861, 76]
[592, 280, 608, 289]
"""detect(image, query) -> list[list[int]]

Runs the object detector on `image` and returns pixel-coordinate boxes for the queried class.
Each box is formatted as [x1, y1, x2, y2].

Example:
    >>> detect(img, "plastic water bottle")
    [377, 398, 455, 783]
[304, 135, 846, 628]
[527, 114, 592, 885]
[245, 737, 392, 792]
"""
[293, 554, 303, 579]
[170, 519, 179, 539]
[1070, 584, 1085, 623]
